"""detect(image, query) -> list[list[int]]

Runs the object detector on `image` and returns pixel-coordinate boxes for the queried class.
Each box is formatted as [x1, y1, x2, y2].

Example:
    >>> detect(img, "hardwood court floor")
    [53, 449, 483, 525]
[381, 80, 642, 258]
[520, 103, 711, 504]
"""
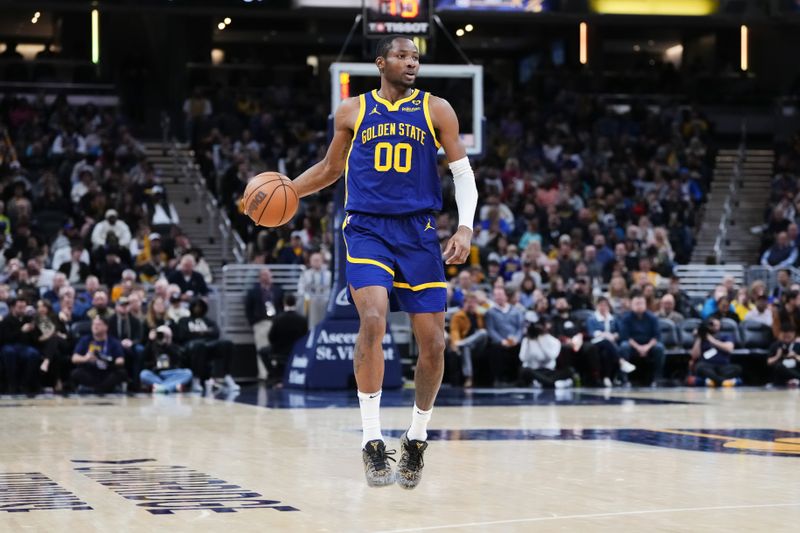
[2, 387, 800, 532]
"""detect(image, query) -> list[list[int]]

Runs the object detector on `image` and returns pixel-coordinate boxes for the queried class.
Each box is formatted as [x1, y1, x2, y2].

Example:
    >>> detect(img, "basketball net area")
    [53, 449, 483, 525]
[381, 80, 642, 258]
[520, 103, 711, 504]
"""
[283, 63, 483, 389]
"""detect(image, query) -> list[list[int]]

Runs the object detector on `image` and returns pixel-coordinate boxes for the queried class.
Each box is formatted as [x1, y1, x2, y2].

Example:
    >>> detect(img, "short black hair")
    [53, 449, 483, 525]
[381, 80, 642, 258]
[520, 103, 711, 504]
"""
[284, 293, 297, 307]
[376, 35, 413, 59]
[10, 297, 27, 307]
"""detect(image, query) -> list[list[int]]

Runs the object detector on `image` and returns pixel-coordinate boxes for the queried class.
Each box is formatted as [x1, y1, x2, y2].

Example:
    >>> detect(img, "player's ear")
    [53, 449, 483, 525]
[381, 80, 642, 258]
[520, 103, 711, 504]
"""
[375, 56, 385, 74]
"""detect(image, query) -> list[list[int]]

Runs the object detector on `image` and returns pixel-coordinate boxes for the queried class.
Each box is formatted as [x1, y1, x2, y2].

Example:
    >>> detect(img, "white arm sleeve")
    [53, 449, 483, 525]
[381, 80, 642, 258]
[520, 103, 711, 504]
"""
[449, 156, 478, 230]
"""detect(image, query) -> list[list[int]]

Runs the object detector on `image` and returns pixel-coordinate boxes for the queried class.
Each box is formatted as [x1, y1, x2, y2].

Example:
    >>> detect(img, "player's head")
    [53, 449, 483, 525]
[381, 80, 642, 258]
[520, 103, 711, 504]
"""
[375, 35, 419, 89]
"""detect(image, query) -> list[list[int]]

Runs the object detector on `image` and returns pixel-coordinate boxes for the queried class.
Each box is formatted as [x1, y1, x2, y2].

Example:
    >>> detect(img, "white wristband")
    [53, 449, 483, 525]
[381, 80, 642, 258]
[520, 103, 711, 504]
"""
[449, 156, 478, 230]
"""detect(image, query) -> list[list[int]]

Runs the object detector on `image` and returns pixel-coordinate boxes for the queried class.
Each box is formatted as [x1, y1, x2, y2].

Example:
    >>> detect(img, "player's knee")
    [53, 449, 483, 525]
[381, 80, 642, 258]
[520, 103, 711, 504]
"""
[359, 311, 386, 344]
[419, 333, 446, 358]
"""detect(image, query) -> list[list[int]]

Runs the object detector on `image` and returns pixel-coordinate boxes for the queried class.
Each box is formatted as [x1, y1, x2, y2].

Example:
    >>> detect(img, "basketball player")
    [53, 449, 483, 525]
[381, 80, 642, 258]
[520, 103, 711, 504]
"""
[292, 36, 477, 489]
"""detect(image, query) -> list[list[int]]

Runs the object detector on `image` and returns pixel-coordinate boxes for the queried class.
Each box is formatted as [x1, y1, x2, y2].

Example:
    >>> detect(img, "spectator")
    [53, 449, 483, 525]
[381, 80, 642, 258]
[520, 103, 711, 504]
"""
[517, 320, 574, 388]
[276, 233, 304, 264]
[296, 251, 331, 330]
[0, 284, 10, 318]
[175, 298, 239, 393]
[744, 294, 773, 327]
[34, 299, 70, 392]
[689, 318, 742, 387]
[262, 293, 308, 388]
[86, 290, 114, 321]
[709, 295, 739, 323]
[657, 293, 684, 323]
[70, 316, 126, 393]
[128, 292, 145, 323]
[587, 297, 636, 388]
[91, 209, 132, 250]
[166, 292, 190, 323]
[666, 276, 693, 319]
[110, 269, 140, 303]
[57, 243, 91, 284]
[771, 269, 792, 302]
[449, 270, 476, 309]
[42, 272, 68, 305]
[484, 287, 525, 386]
[605, 276, 630, 314]
[135, 233, 171, 283]
[567, 277, 593, 311]
[145, 296, 170, 331]
[767, 325, 800, 387]
[701, 285, 727, 319]
[619, 294, 665, 386]
[0, 297, 41, 394]
[109, 296, 146, 391]
[245, 267, 284, 381]
[551, 297, 601, 386]
[167, 254, 209, 297]
[140, 325, 192, 393]
[448, 292, 488, 388]
[732, 287, 753, 322]
[760, 231, 797, 268]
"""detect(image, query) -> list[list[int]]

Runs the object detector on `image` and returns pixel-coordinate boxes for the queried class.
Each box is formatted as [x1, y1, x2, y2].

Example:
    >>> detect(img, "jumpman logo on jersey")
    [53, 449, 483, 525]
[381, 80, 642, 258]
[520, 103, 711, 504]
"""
[369, 105, 381, 116]
[424, 219, 434, 232]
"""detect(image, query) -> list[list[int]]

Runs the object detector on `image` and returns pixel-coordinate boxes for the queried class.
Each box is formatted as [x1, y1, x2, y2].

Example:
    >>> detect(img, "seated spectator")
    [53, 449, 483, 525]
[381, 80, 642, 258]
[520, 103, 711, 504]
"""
[0, 297, 41, 394]
[140, 325, 192, 393]
[587, 297, 636, 388]
[732, 287, 753, 322]
[551, 297, 601, 386]
[91, 209, 132, 250]
[710, 295, 739, 323]
[762, 231, 798, 268]
[657, 293, 684, 323]
[35, 299, 70, 392]
[188, 248, 213, 284]
[70, 316, 126, 394]
[771, 269, 791, 302]
[701, 285, 727, 319]
[166, 292, 190, 323]
[448, 292, 488, 388]
[744, 294, 773, 327]
[619, 294, 665, 386]
[86, 290, 114, 321]
[136, 233, 171, 283]
[57, 242, 90, 284]
[767, 325, 800, 386]
[110, 269, 140, 303]
[449, 270, 476, 309]
[605, 275, 630, 314]
[771, 290, 800, 339]
[145, 296, 170, 331]
[109, 296, 146, 391]
[43, 272, 69, 305]
[167, 254, 209, 297]
[0, 284, 10, 318]
[517, 319, 574, 388]
[500, 244, 522, 282]
[128, 292, 145, 323]
[517, 276, 537, 309]
[296, 251, 331, 330]
[93, 233, 131, 288]
[276, 233, 305, 264]
[689, 318, 742, 387]
[175, 298, 238, 393]
[262, 294, 308, 388]
[567, 277, 593, 311]
[484, 287, 524, 387]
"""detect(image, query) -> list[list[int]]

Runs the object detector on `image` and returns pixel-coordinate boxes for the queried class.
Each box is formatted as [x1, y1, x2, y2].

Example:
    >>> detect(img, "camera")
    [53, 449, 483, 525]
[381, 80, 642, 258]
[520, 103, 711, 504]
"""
[697, 324, 710, 340]
[155, 330, 165, 342]
[527, 322, 546, 339]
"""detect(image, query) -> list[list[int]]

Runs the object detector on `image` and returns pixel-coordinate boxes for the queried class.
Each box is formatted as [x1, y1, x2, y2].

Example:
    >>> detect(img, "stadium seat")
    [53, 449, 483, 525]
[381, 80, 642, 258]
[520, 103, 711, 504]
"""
[658, 318, 683, 356]
[739, 320, 773, 356]
[70, 320, 92, 339]
[720, 318, 742, 346]
[570, 309, 594, 330]
[679, 318, 701, 350]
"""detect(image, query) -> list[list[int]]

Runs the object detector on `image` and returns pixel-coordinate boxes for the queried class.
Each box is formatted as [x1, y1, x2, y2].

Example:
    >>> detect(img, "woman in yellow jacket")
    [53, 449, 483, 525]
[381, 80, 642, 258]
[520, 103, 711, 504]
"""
[448, 292, 488, 388]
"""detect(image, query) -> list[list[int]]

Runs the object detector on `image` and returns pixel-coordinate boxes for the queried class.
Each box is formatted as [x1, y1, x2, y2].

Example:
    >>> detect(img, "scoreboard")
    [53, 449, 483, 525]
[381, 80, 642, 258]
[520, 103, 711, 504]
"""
[363, 0, 433, 38]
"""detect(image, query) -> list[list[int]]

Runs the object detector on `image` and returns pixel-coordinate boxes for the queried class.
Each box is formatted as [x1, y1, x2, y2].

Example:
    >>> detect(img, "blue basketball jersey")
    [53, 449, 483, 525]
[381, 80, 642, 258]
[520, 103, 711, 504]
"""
[345, 89, 442, 215]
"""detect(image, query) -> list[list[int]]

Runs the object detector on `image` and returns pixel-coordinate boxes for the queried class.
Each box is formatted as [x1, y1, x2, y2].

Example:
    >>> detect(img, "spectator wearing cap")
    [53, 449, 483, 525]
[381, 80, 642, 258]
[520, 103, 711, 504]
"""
[57, 242, 90, 284]
[175, 298, 239, 393]
[149, 185, 180, 226]
[91, 209, 132, 250]
[109, 295, 146, 390]
[70, 315, 126, 393]
[140, 325, 192, 393]
[761, 231, 798, 268]
[136, 232, 171, 284]
[0, 297, 41, 394]
[619, 294, 665, 386]
[166, 291, 191, 323]
[167, 254, 209, 297]
[484, 286, 525, 386]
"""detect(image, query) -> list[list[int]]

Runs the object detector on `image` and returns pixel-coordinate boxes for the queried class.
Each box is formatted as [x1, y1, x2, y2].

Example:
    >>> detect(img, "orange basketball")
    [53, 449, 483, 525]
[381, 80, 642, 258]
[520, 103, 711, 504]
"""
[241, 172, 298, 227]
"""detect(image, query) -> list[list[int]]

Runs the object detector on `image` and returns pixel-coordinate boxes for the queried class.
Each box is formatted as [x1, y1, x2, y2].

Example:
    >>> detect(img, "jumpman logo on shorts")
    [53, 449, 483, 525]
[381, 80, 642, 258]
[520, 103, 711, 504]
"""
[424, 218, 434, 232]
[369, 105, 381, 116]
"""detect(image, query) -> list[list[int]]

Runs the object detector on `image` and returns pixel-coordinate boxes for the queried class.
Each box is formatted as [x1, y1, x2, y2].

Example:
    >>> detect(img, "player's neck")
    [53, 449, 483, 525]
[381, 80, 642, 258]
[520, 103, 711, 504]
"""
[377, 82, 413, 103]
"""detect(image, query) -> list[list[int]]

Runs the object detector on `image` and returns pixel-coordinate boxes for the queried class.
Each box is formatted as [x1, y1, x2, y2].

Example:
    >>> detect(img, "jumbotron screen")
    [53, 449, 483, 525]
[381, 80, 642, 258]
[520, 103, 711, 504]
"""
[363, 0, 433, 37]
[435, 0, 554, 11]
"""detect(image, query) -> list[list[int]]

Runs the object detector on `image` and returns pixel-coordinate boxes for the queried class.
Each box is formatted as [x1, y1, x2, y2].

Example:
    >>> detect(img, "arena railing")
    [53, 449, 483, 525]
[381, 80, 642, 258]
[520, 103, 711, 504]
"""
[167, 139, 246, 264]
[713, 123, 747, 264]
[746, 265, 800, 293]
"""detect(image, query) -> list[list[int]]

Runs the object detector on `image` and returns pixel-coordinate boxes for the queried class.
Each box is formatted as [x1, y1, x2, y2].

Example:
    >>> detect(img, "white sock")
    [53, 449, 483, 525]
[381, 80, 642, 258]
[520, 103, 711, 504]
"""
[407, 404, 432, 442]
[358, 389, 383, 448]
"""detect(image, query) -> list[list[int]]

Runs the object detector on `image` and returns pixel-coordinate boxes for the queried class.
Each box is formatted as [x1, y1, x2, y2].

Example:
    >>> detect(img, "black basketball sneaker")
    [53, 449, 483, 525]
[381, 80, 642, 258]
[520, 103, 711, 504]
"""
[362, 439, 396, 487]
[397, 431, 428, 490]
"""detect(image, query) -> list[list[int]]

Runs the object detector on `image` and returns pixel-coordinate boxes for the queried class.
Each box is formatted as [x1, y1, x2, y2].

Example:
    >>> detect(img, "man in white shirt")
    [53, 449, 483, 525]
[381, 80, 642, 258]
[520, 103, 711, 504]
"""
[91, 210, 132, 250]
[744, 294, 773, 327]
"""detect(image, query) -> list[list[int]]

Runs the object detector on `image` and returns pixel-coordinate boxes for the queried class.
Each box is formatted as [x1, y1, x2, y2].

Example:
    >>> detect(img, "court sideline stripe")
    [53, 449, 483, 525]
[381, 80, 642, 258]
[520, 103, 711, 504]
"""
[375, 502, 800, 532]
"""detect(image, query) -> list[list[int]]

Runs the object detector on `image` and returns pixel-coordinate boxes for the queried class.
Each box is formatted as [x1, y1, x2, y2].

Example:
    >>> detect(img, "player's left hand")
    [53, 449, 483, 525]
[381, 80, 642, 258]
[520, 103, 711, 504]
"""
[444, 226, 472, 265]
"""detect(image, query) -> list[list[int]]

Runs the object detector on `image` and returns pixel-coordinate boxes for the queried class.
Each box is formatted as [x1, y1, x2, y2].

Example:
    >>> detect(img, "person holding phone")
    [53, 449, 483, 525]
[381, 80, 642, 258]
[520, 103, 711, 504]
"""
[70, 316, 126, 393]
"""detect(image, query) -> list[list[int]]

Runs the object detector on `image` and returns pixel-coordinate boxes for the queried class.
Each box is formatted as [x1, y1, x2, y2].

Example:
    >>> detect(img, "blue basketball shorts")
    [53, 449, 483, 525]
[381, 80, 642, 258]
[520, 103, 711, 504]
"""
[342, 212, 447, 313]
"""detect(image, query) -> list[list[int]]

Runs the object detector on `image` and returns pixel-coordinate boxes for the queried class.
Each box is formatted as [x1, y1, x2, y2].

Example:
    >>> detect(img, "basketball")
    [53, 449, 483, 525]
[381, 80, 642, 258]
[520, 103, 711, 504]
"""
[241, 172, 298, 227]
